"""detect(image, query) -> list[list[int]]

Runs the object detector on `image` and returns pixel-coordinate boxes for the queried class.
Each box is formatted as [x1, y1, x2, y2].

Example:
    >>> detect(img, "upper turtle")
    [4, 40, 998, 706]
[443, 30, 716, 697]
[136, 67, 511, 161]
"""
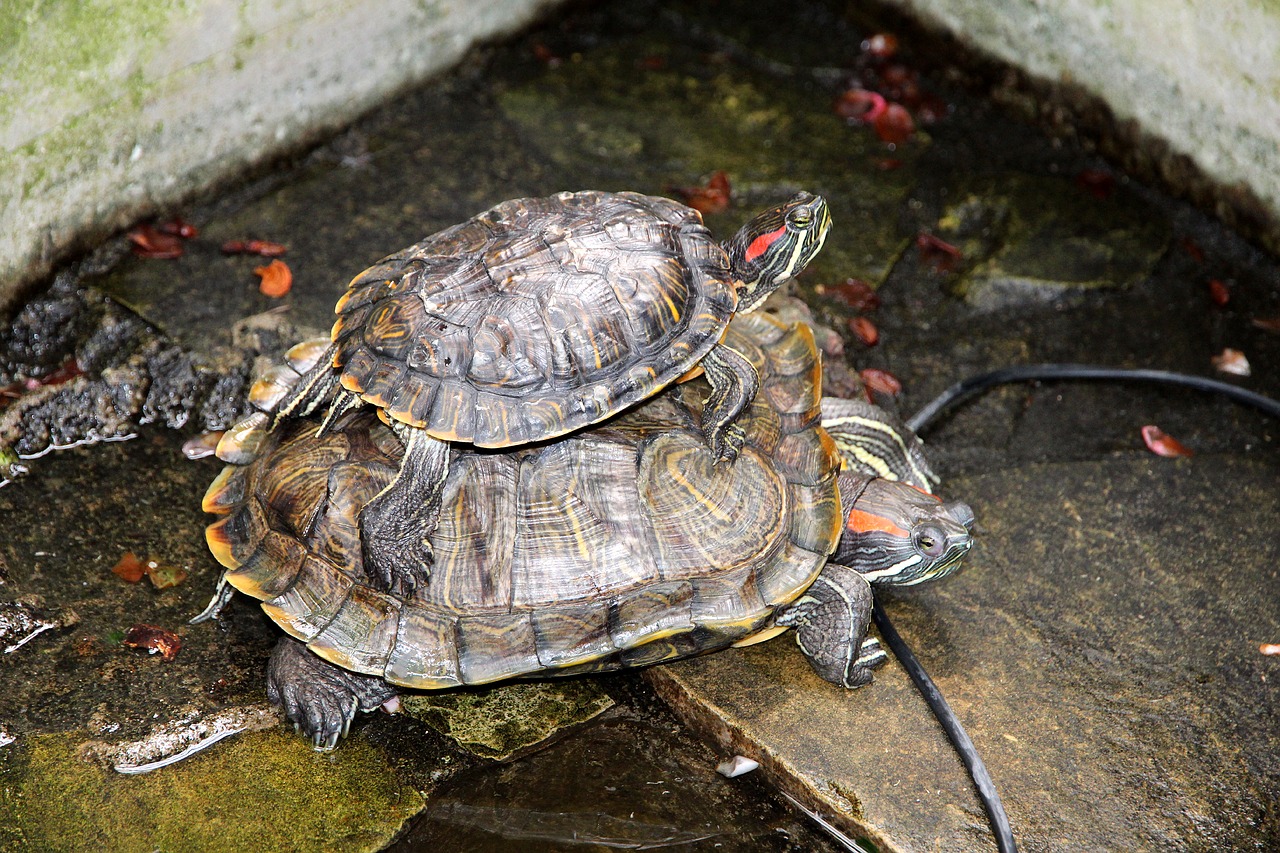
[328, 190, 830, 447]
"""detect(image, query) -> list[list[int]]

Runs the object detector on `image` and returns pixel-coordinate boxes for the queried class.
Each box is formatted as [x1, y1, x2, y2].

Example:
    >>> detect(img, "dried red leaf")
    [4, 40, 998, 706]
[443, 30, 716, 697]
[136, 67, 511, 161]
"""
[1210, 348, 1251, 377]
[1207, 279, 1230, 307]
[913, 93, 950, 125]
[1179, 236, 1205, 264]
[860, 368, 902, 399]
[156, 217, 198, 239]
[111, 552, 147, 584]
[872, 103, 914, 145]
[639, 55, 666, 72]
[874, 158, 904, 171]
[1251, 316, 1280, 334]
[127, 225, 184, 259]
[222, 239, 288, 257]
[672, 171, 732, 215]
[849, 316, 880, 347]
[254, 259, 293, 298]
[1075, 169, 1116, 200]
[1261, 643, 1280, 656]
[833, 89, 887, 123]
[123, 624, 181, 661]
[916, 232, 963, 273]
[1140, 425, 1193, 458]
[861, 33, 899, 59]
[814, 278, 880, 311]
[144, 558, 189, 590]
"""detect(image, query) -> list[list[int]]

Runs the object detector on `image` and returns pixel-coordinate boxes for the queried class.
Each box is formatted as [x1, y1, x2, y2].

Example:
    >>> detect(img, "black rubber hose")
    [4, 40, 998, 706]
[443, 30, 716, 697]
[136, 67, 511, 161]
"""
[907, 364, 1280, 434]
[872, 603, 1017, 853]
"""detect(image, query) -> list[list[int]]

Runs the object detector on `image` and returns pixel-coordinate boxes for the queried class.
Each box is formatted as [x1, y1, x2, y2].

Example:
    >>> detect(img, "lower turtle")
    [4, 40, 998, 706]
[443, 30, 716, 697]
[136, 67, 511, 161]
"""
[203, 313, 973, 748]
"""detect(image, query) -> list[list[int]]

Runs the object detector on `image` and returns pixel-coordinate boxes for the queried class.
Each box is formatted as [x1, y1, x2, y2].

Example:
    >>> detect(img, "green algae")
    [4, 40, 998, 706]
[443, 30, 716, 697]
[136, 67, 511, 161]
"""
[401, 682, 615, 761]
[0, 729, 423, 853]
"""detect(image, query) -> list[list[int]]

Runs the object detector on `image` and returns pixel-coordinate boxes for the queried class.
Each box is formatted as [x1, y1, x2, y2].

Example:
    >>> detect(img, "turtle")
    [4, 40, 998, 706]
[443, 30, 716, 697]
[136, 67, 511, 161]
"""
[204, 312, 973, 749]
[219, 190, 832, 597]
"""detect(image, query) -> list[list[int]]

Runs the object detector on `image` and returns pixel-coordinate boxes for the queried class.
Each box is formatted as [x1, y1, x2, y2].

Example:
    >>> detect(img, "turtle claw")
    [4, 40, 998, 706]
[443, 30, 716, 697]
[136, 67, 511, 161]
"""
[361, 531, 433, 597]
[266, 637, 398, 749]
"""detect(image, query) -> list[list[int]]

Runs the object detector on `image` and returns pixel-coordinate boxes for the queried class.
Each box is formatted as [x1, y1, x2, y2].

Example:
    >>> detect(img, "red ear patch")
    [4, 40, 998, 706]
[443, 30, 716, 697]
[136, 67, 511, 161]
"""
[846, 508, 909, 539]
[744, 224, 788, 263]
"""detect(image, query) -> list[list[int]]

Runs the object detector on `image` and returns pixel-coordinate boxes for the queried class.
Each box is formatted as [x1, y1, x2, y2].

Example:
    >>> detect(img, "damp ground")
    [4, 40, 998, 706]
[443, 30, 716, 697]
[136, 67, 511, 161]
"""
[1, 1, 1278, 851]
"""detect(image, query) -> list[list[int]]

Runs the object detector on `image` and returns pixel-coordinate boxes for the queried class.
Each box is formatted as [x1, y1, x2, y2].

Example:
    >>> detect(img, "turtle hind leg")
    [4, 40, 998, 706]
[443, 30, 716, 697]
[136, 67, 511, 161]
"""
[266, 636, 398, 751]
[700, 343, 760, 462]
[357, 426, 450, 597]
[775, 563, 886, 688]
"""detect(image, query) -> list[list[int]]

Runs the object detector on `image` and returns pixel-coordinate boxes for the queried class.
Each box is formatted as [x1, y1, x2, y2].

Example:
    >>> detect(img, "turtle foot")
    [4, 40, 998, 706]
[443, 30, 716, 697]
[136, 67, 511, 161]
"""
[266, 637, 399, 751]
[707, 421, 746, 463]
[360, 527, 433, 598]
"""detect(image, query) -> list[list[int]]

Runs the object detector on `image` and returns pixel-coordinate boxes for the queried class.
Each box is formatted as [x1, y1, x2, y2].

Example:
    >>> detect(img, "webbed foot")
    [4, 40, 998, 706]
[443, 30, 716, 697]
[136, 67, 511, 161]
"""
[701, 344, 760, 464]
[776, 562, 882, 688]
[266, 637, 399, 751]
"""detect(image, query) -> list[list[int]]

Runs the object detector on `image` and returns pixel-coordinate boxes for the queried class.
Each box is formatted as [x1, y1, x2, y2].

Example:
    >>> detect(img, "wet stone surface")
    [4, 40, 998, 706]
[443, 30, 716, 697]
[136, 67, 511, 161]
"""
[2, 0, 1280, 850]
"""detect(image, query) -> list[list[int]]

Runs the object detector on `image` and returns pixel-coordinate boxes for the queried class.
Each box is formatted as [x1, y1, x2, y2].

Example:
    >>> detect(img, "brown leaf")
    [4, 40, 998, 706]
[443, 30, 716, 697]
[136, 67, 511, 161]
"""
[849, 316, 880, 347]
[1252, 316, 1280, 334]
[833, 89, 886, 123]
[860, 368, 902, 399]
[156, 217, 198, 239]
[127, 225, 184, 259]
[1207, 279, 1230, 307]
[873, 102, 914, 145]
[254, 259, 293, 298]
[1261, 643, 1280, 656]
[222, 239, 288, 257]
[672, 171, 732, 215]
[916, 232, 963, 273]
[144, 558, 189, 590]
[1179, 236, 1205, 264]
[1141, 425, 1193, 458]
[111, 552, 147, 584]
[1210, 348, 1250, 376]
[123, 624, 182, 661]
[1075, 169, 1116, 200]
[813, 278, 880, 311]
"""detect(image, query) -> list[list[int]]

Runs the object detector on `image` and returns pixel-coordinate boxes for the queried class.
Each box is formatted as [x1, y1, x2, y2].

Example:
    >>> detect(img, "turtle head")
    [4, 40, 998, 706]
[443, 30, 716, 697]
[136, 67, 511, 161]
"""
[724, 192, 831, 312]
[834, 474, 974, 587]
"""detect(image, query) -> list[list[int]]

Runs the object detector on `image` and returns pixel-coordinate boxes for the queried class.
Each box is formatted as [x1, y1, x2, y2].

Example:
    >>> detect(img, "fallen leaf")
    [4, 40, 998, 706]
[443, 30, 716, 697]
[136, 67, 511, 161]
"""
[1179, 236, 1205, 264]
[111, 552, 147, 584]
[672, 171, 731, 215]
[156, 217, 198, 239]
[833, 89, 886, 123]
[123, 624, 182, 661]
[144, 558, 189, 590]
[916, 232, 963, 273]
[1261, 643, 1280, 656]
[254, 259, 293, 297]
[861, 33, 898, 59]
[873, 102, 914, 145]
[222, 239, 288, 257]
[1210, 348, 1250, 376]
[531, 43, 562, 67]
[849, 316, 879, 347]
[1141, 425, 1193, 458]
[860, 368, 901, 399]
[127, 225, 184, 259]
[1207, 279, 1230, 307]
[1252, 316, 1280, 334]
[814, 278, 880, 311]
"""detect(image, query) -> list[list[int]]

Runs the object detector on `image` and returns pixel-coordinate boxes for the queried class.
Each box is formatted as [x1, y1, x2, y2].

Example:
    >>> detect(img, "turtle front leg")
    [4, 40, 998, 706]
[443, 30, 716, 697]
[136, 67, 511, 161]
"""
[358, 427, 451, 596]
[266, 637, 399, 751]
[775, 562, 887, 688]
[700, 343, 761, 462]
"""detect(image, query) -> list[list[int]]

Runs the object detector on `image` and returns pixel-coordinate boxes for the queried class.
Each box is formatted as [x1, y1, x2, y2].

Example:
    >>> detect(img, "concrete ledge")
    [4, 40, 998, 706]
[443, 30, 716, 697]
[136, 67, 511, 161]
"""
[877, 0, 1280, 253]
[0, 0, 563, 314]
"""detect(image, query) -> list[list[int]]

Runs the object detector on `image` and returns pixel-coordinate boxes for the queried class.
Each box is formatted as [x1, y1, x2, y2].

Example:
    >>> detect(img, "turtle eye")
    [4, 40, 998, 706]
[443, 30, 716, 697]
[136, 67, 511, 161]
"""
[788, 208, 813, 228]
[913, 525, 947, 558]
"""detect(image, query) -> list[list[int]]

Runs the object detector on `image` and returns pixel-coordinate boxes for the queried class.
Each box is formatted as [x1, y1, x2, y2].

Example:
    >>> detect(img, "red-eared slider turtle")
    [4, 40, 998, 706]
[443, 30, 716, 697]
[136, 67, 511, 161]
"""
[220, 191, 831, 596]
[205, 314, 971, 748]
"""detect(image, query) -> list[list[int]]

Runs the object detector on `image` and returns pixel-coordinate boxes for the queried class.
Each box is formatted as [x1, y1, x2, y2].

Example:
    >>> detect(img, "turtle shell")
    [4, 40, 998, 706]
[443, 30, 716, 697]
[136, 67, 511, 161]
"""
[204, 312, 842, 688]
[331, 191, 737, 447]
